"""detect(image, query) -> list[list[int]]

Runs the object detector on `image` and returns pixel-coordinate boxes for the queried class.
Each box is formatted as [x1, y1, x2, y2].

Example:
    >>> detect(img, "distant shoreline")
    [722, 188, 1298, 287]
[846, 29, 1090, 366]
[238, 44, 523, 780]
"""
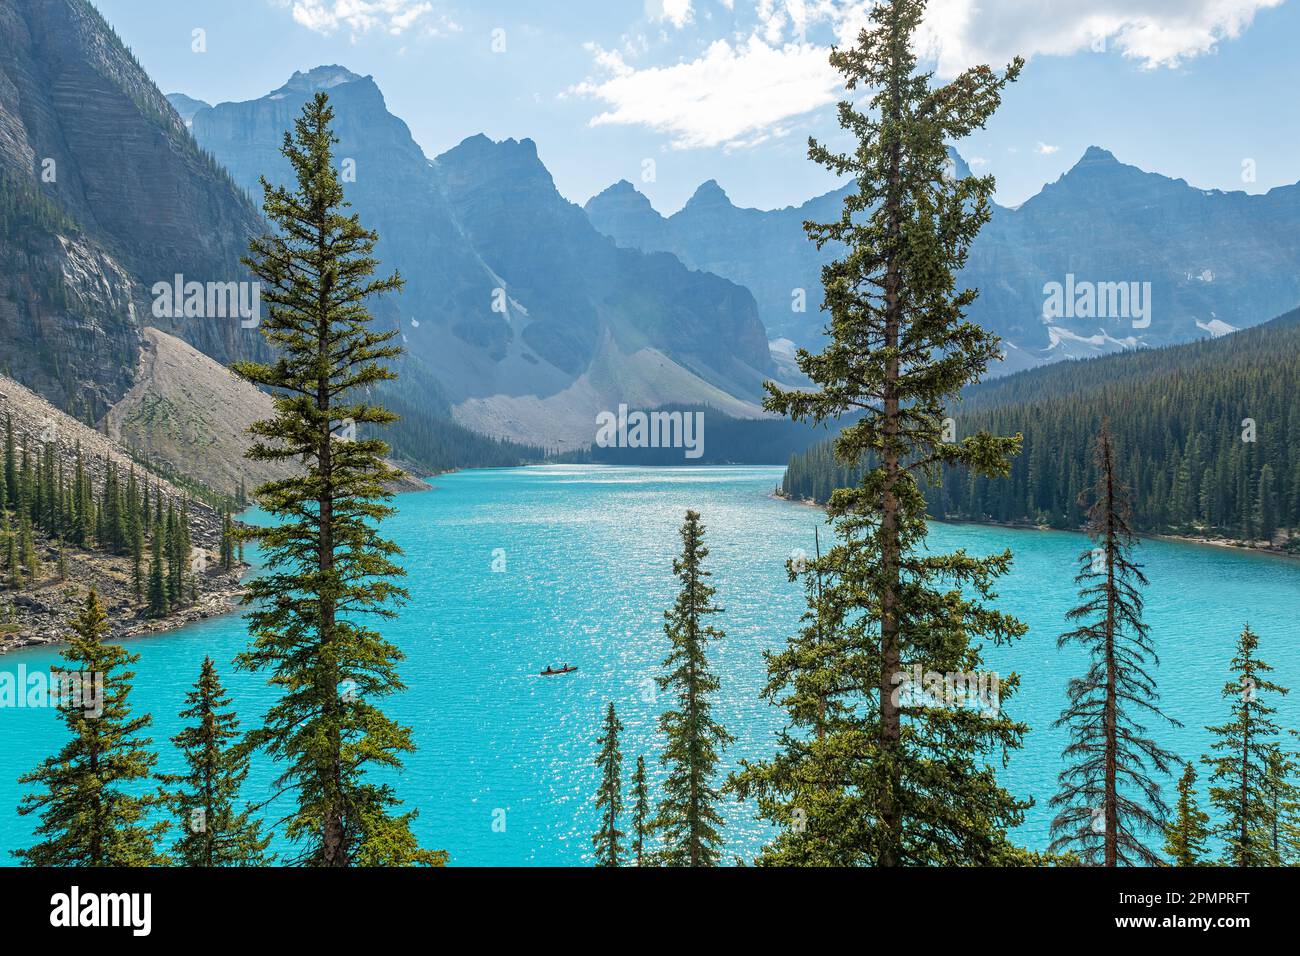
[770, 490, 1300, 561]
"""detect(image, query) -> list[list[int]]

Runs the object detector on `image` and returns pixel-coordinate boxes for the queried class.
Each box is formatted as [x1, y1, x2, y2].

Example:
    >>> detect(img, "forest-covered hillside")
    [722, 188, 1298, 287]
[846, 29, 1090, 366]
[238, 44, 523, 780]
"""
[782, 307, 1300, 548]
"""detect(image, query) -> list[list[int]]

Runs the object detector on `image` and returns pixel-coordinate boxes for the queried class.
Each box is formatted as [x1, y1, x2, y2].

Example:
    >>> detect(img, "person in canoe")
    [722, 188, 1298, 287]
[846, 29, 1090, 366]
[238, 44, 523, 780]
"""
[540, 663, 578, 676]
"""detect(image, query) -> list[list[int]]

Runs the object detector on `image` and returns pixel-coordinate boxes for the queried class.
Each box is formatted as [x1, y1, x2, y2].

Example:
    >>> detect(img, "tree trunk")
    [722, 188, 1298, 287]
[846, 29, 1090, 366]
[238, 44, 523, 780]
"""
[1102, 435, 1119, 867]
[877, 75, 904, 869]
[317, 201, 346, 868]
[1240, 699, 1251, 864]
[687, 554, 700, 867]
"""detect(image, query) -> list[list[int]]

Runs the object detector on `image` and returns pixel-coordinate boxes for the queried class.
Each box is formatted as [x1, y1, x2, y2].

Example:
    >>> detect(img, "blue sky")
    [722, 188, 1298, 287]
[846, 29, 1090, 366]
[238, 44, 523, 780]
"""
[95, 0, 1300, 213]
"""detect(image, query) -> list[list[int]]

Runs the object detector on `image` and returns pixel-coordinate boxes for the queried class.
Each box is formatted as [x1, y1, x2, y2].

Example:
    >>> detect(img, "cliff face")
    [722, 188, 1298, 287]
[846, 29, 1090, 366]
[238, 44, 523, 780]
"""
[0, 0, 265, 415]
[184, 67, 775, 446]
[0, 210, 140, 418]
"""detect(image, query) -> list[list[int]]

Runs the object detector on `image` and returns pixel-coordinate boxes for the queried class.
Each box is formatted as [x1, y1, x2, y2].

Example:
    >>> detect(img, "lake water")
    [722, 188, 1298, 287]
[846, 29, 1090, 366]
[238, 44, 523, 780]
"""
[2, 465, 1298, 865]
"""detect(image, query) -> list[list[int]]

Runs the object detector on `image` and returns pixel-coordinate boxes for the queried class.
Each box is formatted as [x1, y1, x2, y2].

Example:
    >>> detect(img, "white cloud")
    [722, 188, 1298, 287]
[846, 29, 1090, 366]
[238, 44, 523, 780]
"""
[571, 36, 840, 149]
[913, 0, 1284, 74]
[1035, 142, 1059, 155]
[647, 0, 695, 29]
[572, 0, 1277, 149]
[280, 0, 437, 36]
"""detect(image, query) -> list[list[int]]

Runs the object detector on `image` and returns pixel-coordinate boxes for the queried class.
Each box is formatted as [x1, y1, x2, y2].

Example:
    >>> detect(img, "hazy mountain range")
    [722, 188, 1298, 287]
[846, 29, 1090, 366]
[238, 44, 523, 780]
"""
[181, 65, 773, 449]
[587, 147, 1300, 371]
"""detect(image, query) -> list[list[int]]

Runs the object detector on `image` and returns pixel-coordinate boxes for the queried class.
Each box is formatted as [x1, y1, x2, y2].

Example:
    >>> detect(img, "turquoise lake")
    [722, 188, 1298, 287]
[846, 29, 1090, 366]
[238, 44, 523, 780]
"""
[2, 464, 1299, 865]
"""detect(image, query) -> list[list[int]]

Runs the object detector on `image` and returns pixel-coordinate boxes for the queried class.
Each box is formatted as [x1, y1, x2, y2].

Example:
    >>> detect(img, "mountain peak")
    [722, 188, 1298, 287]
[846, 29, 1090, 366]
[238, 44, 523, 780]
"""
[946, 147, 973, 180]
[437, 134, 556, 194]
[1078, 145, 1119, 165]
[274, 65, 368, 96]
[585, 179, 655, 217]
[588, 179, 652, 207]
[686, 179, 731, 208]
[447, 134, 543, 166]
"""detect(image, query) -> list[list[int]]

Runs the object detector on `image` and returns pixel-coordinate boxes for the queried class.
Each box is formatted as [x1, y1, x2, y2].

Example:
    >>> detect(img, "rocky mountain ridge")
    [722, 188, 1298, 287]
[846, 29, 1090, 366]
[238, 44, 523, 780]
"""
[179, 66, 776, 448]
[585, 147, 1300, 371]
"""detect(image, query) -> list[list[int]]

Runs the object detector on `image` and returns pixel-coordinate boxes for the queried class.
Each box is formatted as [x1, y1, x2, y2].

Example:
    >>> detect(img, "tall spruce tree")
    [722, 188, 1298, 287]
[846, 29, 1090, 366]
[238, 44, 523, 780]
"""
[220, 509, 235, 572]
[13, 590, 167, 865]
[1262, 748, 1299, 864]
[1203, 624, 1289, 865]
[233, 92, 442, 867]
[592, 701, 625, 867]
[2, 413, 14, 506]
[147, 530, 169, 618]
[70, 449, 90, 547]
[732, 0, 1029, 866]
[160, 657, 272, 866]
[1277, 736, 1300, 864]
[18, 516, 36, 587]
[631, 754, 650, 866]
[1049, 422, 1181, 866]
[1164, 763, 1210, 866]
[3, 514, 17, 590]
[131, 528, 144, 603]
[654, 510, 733, 866]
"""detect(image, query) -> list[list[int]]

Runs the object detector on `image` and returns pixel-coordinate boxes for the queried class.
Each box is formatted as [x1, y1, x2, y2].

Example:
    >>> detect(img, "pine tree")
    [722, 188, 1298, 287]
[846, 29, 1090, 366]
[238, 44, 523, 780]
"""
[220, 509, 235, 571]
[653, 510, 733, 866]
[1203, 624, 1289, 866]
[13, 590, 167, 865]
[631, 754, 650, 867]
[1263, 748, 1299, 864]
[131, 528, 144, 603]
[592, 701, 624, 867]
[1256, 464, 1277, 542]
[178, 499, 193, 600]
[1279, 737, 1300, 864]
[17, 437, 31, 523]
[18, 516, 37, 587]
[3, 510, 17, 590]
[734, 0, 1028, 866]
[1164, 763, 1210, 866]
[147, 530, 169, 618]
[70, 449, 90, 547]
[124, 467, 141, 551]
[232, 93, 442, 867]
[165, 502, 183, 604]
[1049, 422, 1181, 866]
[3, 413, 15, 507]
[160, 657, 272, 866]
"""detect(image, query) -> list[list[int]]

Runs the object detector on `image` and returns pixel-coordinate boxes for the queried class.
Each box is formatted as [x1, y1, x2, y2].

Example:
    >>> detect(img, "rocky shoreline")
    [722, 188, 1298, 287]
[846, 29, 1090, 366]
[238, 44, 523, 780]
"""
[0, 548, 249, 656]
